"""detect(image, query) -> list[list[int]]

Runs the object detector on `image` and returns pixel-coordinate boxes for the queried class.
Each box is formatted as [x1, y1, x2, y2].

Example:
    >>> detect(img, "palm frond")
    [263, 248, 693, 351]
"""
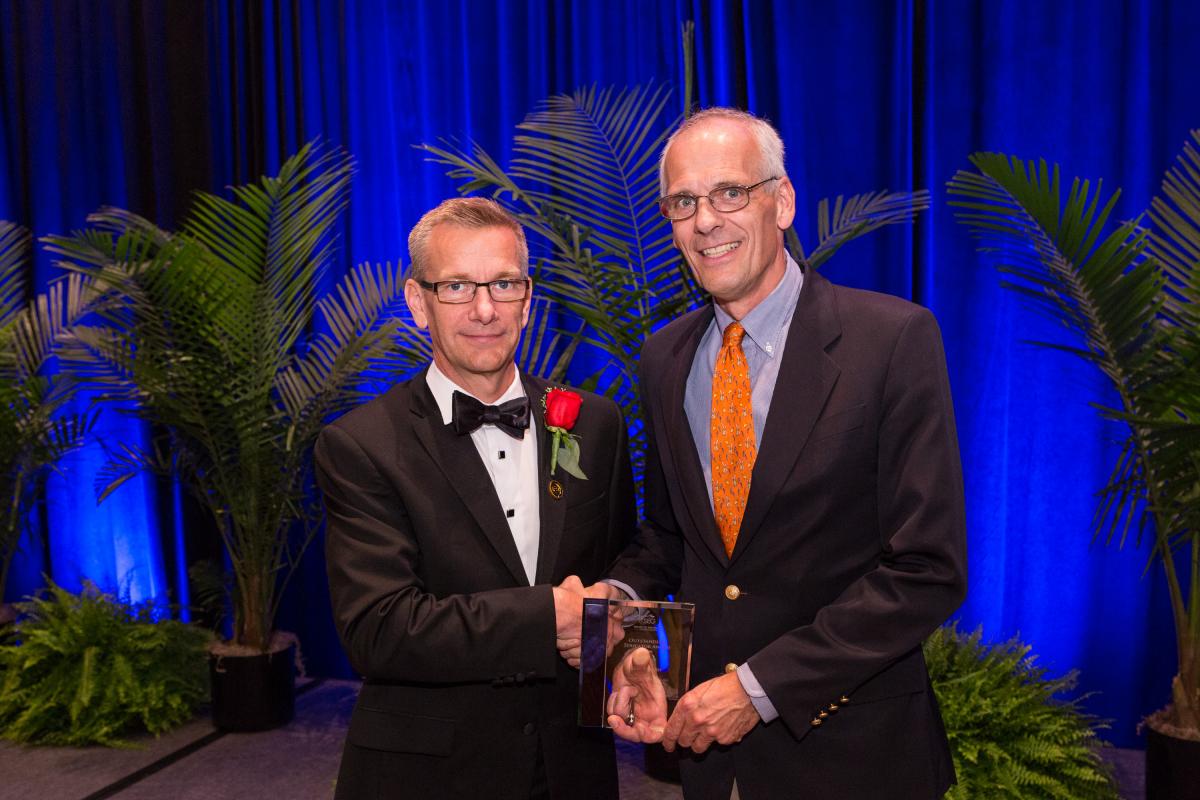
[807, 190, 932, 271]
[42, 145, 420, 649]
[280, 260, 415, 427]
[516, 295, 580, 384]
[1147, 130, 1200, 321]
[947, 154, 1168, 545]
[950, 148, 1200, 731]
[0, 223, 96, 598]
[419, 84, 700, 365]
[948, 155, 1163, 387]
[419, 85, 701, 483]
[0, 222, 31, 324]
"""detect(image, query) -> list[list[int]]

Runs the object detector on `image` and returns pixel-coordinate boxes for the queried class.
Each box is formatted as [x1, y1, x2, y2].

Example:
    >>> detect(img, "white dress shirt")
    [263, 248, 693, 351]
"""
[425, 362, 542, 585]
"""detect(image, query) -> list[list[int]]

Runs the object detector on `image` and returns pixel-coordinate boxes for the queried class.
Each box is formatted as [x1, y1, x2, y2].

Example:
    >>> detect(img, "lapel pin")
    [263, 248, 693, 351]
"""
[548, 479, 564, 500]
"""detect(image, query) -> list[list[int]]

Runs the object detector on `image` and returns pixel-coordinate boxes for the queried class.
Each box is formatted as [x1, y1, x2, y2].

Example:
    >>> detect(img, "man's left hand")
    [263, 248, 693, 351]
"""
[661, 672, 760, 754]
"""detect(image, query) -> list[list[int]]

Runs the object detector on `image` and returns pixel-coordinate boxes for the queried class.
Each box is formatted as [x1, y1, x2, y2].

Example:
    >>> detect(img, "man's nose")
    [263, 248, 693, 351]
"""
[692, 196, 723, 233]
[469, 286, 498, 323]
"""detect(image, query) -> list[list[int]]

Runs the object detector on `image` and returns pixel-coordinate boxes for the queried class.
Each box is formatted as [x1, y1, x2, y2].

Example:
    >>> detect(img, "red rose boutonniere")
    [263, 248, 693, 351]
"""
[543, 387, 588, 480]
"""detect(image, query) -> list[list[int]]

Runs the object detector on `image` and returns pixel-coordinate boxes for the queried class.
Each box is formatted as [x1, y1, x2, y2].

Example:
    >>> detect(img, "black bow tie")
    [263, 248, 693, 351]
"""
[451, 391, 530, 439]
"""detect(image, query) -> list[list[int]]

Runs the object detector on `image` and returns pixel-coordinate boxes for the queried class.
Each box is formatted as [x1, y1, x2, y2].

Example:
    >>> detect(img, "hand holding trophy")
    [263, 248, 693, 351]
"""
[577, 597, 694, 733]
[605, 647, 669, 743]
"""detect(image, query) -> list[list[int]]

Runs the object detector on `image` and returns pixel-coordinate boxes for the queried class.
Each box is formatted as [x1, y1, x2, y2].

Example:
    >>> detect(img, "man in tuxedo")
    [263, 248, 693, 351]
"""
[597, 108, 968, 799]
[316, 197, 634, 799]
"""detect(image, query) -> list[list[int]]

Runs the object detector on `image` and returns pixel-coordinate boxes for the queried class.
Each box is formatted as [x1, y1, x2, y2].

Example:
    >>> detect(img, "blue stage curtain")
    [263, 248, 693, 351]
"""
[3, 0, 1197, 745]
[0, 0, 213, 610]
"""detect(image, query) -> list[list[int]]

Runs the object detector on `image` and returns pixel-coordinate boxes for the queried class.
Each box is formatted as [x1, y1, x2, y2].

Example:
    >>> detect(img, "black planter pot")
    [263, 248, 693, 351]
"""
[209, 643, 296, 732]
[1146, 723, 1200, 800]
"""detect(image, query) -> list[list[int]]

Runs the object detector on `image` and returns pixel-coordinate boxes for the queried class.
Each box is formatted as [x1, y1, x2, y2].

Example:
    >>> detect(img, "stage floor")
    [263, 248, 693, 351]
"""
[0, 679, 1144, 800]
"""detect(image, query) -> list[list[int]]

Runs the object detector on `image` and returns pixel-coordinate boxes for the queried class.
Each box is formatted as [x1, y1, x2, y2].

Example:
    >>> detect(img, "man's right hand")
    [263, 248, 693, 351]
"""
[553, 577, 623, 668]
[606, 647, 668, 743]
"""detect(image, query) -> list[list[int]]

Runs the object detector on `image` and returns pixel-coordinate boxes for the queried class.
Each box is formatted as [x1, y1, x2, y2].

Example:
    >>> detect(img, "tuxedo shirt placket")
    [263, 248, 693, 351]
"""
[426, 363, 542, 586]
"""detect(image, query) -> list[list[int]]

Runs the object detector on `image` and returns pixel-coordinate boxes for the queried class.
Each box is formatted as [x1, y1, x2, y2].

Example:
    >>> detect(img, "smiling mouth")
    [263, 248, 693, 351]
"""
[700, 242, 740, 257]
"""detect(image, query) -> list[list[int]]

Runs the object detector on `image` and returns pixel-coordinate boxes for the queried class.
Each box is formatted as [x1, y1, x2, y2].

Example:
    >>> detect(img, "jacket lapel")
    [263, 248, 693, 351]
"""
[659, 307, 729, 566]
[527, 375, 569, 585]
[731, 270, 842, 564]
[407, 373, 530, 586]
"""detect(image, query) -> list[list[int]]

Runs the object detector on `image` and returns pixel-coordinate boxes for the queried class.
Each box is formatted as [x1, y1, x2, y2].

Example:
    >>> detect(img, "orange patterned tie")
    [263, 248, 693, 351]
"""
[711, 322, 756, 557]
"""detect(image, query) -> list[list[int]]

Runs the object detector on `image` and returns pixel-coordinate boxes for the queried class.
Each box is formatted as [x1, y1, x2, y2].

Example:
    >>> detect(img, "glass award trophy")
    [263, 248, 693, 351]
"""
[578, 598, 695, 727]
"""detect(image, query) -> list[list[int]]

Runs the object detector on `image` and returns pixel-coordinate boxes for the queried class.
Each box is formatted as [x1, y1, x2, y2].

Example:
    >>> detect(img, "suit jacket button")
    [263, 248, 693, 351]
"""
[724, 584, 741, 600]
[515, 672, 526, 684]
[523, 722, 536, 735]
[818, 710, 829, 719]
[724, 663, 738, 674]
[840, 695, 850, 704]
[828, 703, 839, 713]
[811, 718, 822, 727]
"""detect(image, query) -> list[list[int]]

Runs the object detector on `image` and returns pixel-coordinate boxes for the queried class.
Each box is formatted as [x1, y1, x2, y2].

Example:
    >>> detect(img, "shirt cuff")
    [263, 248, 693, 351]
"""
[736, 663, 779, 723]
[600, 579, 638, 601]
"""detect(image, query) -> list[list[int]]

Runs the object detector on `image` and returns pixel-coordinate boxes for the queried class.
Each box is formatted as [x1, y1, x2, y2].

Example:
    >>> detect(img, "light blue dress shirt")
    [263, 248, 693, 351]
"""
[680, 255, 803, 723]
[684, 255, 804, 505]
[607, 256, 804, 723]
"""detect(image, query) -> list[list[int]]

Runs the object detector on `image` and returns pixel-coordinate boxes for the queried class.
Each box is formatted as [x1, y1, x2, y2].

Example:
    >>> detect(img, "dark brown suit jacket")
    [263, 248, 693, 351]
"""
[316, 370, 635, 800]
[608, 269, 967, 799]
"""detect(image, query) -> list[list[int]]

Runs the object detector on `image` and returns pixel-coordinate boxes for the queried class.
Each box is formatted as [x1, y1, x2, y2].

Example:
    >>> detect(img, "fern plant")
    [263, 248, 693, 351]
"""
[42, 144, 429, 650]
[925, 624, 1120, 799]
[0, 580, 211, 746]
[947, 135, 1200, 736]
[0, 221, 94, 603]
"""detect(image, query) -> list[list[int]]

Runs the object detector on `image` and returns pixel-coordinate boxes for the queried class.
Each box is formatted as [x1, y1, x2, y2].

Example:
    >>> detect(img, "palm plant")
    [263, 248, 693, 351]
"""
[0, 221, 94, 605]
[947, 135, 1200, 736]
[420, 85, 930, 480]
[43, 144, 428, 651]
[420, 84, 691, 473]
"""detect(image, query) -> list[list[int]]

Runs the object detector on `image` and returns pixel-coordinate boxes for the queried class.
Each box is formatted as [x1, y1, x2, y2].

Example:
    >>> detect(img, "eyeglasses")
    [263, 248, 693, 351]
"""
[418, 278, 530, 304]
[657, 177, 781, 221]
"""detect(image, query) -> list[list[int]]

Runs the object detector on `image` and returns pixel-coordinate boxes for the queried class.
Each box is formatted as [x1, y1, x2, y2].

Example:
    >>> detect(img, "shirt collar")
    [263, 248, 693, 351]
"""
[425, 361, 526, 425]
[712, 253, 805, 358]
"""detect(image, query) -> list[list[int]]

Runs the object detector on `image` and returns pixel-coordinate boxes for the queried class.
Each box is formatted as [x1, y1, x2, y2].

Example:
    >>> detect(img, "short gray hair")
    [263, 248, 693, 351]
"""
[658, 107, 787, 194]
[407, 197, 529, 281]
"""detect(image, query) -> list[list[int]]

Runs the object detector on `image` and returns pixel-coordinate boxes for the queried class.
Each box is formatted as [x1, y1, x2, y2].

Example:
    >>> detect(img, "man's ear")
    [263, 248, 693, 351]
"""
[775, 177, 796, 231]
[404, 278, 429, 330]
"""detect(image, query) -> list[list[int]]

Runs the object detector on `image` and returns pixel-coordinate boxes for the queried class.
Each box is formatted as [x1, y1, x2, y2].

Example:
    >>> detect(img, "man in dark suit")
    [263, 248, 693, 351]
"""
[316, 197, 634, 800]
[597, 108, 968, 799]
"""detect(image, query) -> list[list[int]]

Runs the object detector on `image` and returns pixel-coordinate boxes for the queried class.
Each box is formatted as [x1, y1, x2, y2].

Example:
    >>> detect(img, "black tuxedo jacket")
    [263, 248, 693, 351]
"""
[608, 270, 968, 800]
[316, 370, 635, 800]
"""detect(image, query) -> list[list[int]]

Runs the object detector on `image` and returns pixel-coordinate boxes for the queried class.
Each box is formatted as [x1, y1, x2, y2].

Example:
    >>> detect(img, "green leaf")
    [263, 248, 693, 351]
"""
[807, 189, 932, 271]
[926, 624, 1120, 799]
[557, 436, 588, 481]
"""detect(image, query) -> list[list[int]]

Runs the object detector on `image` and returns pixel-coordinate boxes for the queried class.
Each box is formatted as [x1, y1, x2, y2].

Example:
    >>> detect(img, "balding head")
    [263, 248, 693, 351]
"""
[659, 108, 787, 195]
